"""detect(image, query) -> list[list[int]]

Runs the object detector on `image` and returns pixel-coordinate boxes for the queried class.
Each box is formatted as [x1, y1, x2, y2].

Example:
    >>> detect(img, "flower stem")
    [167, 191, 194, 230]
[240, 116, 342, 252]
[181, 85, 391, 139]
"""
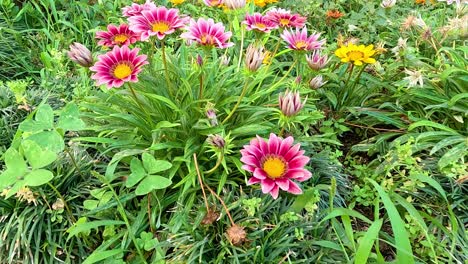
[47, 182, 76, 223]
[199, 69, 204, 100]
[193, 153, 210, 213]
[236, 24, 245, 73]
[221, 78, 250, 125]
[127, 83, 154, 128]
[161, 41, 174, 96]
[205, 153, 223, 175]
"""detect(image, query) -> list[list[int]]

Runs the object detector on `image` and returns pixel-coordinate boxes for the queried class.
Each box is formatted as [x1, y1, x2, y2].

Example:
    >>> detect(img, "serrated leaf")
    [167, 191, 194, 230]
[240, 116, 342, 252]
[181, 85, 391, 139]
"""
[22, 140, 57, 169]
[135, 176, 172, 196]
[125, 158, 146, 188]
[57, 103, 86, 131]
[142, 153, 172, 174]
[23, 169, 54, 186]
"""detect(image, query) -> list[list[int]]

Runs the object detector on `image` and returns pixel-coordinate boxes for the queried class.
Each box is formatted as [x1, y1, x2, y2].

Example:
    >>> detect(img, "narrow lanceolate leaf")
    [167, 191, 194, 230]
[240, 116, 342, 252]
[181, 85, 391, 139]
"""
[369, 180, 415, 264]
[354, 219, 383, 264]
[408, 120, 457, 134]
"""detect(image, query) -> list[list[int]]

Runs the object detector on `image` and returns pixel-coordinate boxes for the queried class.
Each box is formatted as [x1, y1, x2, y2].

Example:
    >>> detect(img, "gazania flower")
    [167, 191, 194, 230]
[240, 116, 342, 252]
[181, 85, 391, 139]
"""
[180, 18, 234, 48]
[247, 0, 277, 7]
[415, 0, 426, 4]
[306, 50, 329, 71]
[96, 24, 140, 47]
[245, 44, 266, 72]
[90, 45, 148, 89]
[241, 133, 312, 199]
[128, 6, 189, 41]
[170, 0, 185, 5]
[203, 0, 224, 6]
[67, 42, 93, 67]
[381, 0, 396, 8]
[224, 0, 246, 9]
[404, 69, 424, 87]
[335, 43, 376, 66]
[122, 1, 156, 17]
[265, 8, 307, 28]
[243, 13, 278, 33]
[281, 27, 325, 51]
[278, 90, 306, 117]
[326, 10, 344, 19]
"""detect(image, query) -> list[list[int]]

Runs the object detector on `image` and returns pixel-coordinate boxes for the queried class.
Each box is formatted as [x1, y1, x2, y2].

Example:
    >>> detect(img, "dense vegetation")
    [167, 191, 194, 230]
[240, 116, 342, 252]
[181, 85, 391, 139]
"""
[0, 0, 467, 263]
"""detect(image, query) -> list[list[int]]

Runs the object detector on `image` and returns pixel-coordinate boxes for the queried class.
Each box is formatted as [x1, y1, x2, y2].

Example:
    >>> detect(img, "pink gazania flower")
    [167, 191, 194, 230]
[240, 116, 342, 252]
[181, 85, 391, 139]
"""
[122, 0, 156, 17]
[265, 8, 307, 28]
[243, 13, 278, 33]
[90, 45, 148, 89]
[281, 27, 325, 51]
[95, 24, 140, 47]
[241, 133, 312, 199]
[180, 18, 234, 48]
[203, 0, 223, 6]
[128, 6, 189, 41]
[306, 50, 330, 71]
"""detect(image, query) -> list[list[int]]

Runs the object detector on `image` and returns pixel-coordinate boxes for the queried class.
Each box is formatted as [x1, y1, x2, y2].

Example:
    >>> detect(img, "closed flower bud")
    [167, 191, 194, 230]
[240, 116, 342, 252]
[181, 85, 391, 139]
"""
[206, 103, 218, 126]
[67, 42, 93, 67]
[245, 44, 266, 72]
[279, 90, 307, 117]
[309, 75, 327, 89]
[380, 0, 396, 8]
[306, 50, 329, 71]
[197, 54, 203, 66]
[207, 134, 225, 148]
[224, 0, 246, 9]
[220, 54, 230, 66]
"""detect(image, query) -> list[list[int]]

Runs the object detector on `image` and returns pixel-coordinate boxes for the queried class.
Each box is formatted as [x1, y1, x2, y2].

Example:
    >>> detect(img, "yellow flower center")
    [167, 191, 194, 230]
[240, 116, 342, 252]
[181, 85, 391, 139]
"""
[295, 41, 307, 49]
[200, 34, 214, 45]
[255, 23, 266, 29]
[113, 63, 132, 79]
[262, 156, 287, 179]
[113, 34, 128, 44]
[152, 22, 170, 33]
[279, 18, 290, 26]
[346, 50, 364, 61]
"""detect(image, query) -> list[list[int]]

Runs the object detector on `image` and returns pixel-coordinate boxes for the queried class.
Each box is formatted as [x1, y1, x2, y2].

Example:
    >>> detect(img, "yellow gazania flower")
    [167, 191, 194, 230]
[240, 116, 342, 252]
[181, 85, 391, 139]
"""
[262, 50, 272, 65]
[248, 0, 278, 7]
[170, 0, 185, 5]
[415, 0, 426, 4]
[335, 43, 377, 66]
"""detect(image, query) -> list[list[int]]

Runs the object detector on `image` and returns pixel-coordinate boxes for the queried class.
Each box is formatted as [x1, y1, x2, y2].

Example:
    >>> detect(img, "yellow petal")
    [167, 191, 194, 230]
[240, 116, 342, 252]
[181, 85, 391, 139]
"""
[364, 58, 376, 64]
[354, 60, 363, 66]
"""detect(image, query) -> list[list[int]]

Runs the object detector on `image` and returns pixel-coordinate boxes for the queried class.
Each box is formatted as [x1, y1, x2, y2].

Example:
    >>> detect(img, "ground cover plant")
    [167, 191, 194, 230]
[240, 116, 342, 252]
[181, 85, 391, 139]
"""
[0, 0, 467, 263]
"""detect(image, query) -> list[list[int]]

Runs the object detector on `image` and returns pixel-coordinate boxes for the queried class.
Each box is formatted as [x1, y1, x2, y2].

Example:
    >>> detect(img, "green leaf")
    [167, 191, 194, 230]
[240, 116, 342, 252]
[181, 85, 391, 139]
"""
[4, 148, 27, 176]
[321, 208, 373, 225]
[354, 219, 383, 264]
[23, 169, 54, 186]
[67, 220, 125, 239]
[135, 176, 172, 196]
[57, 103, 86, 131]
[35, 104, 54, 128]
[290, 188, 318, 212]
[0, 170, 19, 190]
[83, 249, 123, 264]
[142, 153, 172, 174]
[26, 130, 64, 153]
[125, 158, 147, 188]
[22, 140, 57, 169]
[369, 180, 414, 264]
[408, 120, 457, 134]
[438, 143, 467, 168]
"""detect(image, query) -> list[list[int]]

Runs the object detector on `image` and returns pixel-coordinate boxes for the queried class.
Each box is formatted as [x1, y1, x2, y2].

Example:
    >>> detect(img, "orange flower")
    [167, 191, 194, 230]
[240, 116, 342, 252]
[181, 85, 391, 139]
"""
[415, 0, 426, 4]
[326, 10, 344, 19]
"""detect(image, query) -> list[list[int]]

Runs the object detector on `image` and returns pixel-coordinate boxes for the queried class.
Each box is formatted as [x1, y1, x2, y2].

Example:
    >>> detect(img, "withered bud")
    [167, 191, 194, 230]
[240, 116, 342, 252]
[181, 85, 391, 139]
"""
[67, 42, 93, 67]
[226, 224, 247, 246]
[52, 199, 65, 211]
[245, 44, 266, 72]
[207, 134, 225, 149]
[201, 208, 220, 225]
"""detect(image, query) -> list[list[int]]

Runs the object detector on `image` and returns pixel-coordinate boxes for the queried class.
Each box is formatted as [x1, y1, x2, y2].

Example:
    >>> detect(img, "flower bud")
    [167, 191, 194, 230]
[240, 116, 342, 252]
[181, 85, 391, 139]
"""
[224, 0, 246, 10]
[380, 0, 396, 8]
[309, 75, 327, 89]
[197, 54, 203, 66]
[220, 55, 230, 66]
[245, 44, 266, 72]
[206, 103, 218, 126]
[207, 134, 225, 149]
[306, 50, 329, 71]
[67, 42, 93, 67]
[278, 90, 306, 117]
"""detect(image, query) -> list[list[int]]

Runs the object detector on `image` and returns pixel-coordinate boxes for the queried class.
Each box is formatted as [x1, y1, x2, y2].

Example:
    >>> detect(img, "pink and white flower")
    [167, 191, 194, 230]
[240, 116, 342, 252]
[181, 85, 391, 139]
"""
[180, 18, 234, 48]
[122, 1, 156, 17]
[90, 45, 148, 89]
[306, 50, 329, 70]
[241, 133, 312, 199]
[265, 8, 307, 28]
[96, 24, 140, 47]
[203, 0, 223, 6]
[281, 27, 325, 51]
[128, 6, 189, 40]
[243, 13, 278, 33]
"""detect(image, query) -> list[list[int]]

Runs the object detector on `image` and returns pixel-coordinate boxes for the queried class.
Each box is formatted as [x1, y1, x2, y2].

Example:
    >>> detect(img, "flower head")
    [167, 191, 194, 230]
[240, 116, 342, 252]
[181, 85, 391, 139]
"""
[67, 42, 93, 67]
[326, 10, 344, 20]
[243, 13, 278, 33]
[90, 45, 148, 89]
[281, 27, 325, 51]
[248, 0, 278, 7]
[245, 44, 266, 72]
[203, 0, 224, 6]
[170, 0, 185, 5]
[306, 50, 329, 71]
[404, 69, 424, 87]
[96, 24, 140, 47]
[265, 8, 307, 28]
[122, 1, 156, 17]
[335, 43, 376, 66]
[241, 133, 312, 199]
[181, 18, 234, 48]
[128, 6, 189, 41]
[279, 90, 307, 117]
[309, 75, 327, 89]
